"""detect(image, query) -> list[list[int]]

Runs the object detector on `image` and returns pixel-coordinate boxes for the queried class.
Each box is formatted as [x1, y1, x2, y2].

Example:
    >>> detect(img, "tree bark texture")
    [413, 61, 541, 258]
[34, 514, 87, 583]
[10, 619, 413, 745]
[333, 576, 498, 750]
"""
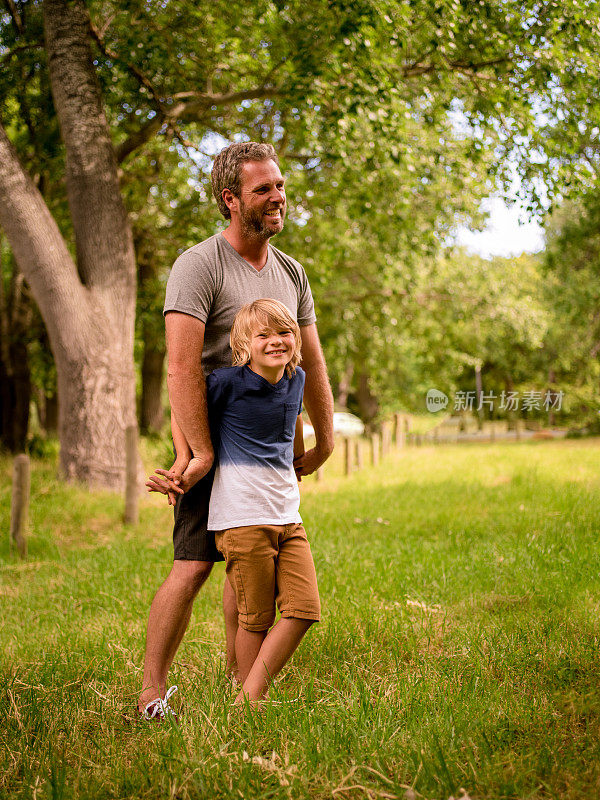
[140, 344, 166, 434]
[44, 0, 136, 302]
[0, 0, 138, 487]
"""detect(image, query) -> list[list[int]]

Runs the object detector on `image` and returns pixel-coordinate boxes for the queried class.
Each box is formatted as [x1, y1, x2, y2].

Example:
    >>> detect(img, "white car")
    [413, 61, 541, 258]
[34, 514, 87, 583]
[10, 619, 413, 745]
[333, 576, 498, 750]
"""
[303, 411, 365, 438]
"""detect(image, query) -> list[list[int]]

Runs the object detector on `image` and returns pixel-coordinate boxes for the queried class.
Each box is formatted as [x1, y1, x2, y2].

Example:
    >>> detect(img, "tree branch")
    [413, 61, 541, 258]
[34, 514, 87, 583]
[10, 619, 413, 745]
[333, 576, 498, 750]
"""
[116, 115, 166, 163]
[1, 42, 44, 63]
[116, 85, 282, 163]
[3, 0, 24, 35]
[0, 122, 87, 350]
[89, 19, 164, 107]
[88, 12, 283, 164]
[402, 54, 510, 79]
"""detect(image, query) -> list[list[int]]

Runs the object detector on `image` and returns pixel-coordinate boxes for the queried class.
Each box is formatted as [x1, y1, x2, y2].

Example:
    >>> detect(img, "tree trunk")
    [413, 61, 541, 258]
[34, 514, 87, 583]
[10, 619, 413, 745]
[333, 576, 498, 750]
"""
[355, 370, 379, 426]
[140, 342, 166, 434]
[0, 340, 31, 452]
[0, 359, 26, 452]
[46, 0, 138, 488]
[57, 344, 134, 484]
[44, 392, 59, 434]
[136, 237, 167, 435]
[0, 0, 137, 488]
[0, 256, 32, 452]
[336, 361, 354, 409]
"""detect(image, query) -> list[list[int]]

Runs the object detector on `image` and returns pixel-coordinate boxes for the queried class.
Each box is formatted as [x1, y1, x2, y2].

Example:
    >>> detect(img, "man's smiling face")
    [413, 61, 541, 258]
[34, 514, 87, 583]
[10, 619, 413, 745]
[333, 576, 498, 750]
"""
[237, 159, 286, 240]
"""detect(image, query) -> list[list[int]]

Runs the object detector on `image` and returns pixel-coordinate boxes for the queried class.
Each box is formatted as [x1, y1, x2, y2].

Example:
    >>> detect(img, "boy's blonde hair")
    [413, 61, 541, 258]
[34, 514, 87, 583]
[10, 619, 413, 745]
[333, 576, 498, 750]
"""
[230, 299, 302, 378]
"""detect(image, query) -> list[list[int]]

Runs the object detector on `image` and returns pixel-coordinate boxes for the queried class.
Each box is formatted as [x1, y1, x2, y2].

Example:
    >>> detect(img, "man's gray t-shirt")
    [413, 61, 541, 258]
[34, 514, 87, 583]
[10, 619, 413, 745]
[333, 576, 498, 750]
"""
[164, 233, 316, 375]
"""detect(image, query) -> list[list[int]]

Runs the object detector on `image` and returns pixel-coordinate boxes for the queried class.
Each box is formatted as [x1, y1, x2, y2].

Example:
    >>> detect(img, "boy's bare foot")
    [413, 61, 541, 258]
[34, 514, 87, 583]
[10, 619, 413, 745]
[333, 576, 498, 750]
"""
[233, 687, 268, 708]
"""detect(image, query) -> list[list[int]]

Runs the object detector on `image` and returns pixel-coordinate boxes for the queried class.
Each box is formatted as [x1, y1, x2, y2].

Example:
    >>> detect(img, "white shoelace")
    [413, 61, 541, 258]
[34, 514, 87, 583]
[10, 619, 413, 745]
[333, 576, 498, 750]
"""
[142, 685, 178, 720]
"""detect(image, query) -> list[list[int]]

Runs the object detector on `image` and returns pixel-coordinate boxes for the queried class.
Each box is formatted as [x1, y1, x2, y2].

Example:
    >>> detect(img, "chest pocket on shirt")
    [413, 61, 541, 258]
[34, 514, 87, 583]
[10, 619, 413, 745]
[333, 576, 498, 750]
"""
[279, 402, 298, 442]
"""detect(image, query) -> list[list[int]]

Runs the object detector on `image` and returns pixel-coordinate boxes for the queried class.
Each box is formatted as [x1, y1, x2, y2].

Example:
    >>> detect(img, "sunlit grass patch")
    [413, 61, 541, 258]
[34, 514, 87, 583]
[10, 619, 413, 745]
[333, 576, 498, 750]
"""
[1, 439, 600, 798]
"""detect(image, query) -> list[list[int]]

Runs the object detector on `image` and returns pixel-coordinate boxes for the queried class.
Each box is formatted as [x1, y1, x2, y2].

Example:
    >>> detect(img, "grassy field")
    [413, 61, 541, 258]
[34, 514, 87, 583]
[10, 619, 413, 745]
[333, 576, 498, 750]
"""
[2, 438, 600, 800]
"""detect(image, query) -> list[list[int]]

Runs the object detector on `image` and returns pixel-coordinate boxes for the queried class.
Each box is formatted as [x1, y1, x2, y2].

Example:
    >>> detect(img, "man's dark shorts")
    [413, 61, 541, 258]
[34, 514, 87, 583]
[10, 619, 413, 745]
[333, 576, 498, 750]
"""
[172, 467, 224, 562]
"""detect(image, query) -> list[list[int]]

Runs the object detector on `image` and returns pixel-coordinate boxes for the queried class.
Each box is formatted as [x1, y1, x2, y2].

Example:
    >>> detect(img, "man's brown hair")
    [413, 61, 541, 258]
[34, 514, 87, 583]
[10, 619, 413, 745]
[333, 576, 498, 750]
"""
[211, 142, 279, 219]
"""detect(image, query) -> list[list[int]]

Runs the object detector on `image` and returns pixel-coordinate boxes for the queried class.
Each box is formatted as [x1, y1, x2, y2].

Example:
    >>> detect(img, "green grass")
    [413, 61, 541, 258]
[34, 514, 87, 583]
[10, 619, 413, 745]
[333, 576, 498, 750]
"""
[2, 438, 600, 799]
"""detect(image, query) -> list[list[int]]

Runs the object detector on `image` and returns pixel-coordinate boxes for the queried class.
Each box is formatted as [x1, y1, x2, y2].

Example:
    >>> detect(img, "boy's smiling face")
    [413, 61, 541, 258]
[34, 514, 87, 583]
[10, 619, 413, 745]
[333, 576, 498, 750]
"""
[249, 323, 296, 383]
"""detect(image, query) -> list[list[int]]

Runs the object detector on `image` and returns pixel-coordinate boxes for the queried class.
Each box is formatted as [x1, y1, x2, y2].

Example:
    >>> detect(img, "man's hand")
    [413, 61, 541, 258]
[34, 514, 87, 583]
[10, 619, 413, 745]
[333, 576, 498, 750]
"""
[146, 453, 213, 504]
[293, 444, 333, 478]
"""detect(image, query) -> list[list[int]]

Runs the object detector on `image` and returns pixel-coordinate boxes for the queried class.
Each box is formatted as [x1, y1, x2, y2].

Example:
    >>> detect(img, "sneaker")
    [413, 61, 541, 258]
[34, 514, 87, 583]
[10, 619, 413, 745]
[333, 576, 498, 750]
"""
[138, 685, 179, 722]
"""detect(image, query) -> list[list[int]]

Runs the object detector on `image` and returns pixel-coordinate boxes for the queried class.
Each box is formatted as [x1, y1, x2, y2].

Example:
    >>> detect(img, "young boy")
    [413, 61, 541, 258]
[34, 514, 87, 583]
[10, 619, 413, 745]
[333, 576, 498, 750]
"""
[156, 299, 320, 704]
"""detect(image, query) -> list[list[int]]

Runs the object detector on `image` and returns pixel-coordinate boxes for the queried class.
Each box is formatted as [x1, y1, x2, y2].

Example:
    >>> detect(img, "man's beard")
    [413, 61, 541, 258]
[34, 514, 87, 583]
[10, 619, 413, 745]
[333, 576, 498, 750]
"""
[239, 199, 285, 240]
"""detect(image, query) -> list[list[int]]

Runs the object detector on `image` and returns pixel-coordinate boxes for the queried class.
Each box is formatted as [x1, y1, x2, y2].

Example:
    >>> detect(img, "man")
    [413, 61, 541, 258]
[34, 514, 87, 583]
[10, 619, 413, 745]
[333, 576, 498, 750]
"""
[138, 141, 334, 718]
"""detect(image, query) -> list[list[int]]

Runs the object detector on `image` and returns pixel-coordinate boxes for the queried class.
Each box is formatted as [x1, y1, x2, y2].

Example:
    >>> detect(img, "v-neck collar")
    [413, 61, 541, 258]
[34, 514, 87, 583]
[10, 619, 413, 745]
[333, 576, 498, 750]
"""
[219, 233, 273, 277]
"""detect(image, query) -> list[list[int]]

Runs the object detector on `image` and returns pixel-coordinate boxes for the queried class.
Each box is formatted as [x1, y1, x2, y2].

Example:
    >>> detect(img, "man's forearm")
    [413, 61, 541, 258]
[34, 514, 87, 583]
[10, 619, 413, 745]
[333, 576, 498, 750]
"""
[303, 360, 334, 457]
[167, 368, 213, 460]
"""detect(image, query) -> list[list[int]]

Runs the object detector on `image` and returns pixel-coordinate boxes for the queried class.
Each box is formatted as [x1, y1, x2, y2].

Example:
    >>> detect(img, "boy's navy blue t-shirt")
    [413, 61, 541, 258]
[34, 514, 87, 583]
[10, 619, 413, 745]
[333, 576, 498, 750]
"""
[206, 365, 305, 530]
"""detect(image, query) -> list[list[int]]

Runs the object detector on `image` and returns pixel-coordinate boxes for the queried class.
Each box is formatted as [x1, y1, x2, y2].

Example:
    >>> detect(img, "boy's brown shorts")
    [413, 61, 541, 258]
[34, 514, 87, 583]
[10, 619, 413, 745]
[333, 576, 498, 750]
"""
[214, 523, 321, 632]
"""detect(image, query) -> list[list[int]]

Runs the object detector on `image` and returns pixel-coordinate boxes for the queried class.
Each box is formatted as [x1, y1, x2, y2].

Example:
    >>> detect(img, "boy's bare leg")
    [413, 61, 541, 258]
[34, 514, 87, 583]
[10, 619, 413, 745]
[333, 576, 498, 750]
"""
[138, 560, 212, 712]
[235, 617, 315, 703]
[222, 577, 239, 680]
[235, 627, 268, 685]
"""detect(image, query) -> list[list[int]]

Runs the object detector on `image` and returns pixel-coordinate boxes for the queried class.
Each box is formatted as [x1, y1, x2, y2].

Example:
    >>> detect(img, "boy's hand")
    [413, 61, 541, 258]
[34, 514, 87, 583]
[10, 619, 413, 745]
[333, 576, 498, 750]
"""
[293, 451, 305, 482]
[294, 445, 331, 478]
[145, 455, 190, 506]
[146, 453, 213, 504]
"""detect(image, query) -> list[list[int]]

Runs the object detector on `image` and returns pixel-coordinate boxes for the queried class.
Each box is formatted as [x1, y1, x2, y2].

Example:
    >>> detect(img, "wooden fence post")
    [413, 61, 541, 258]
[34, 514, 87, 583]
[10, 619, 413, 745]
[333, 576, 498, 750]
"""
[394, 413, 405, 448]
[10, 454, 29, 558]
[344, 437, 352, 475]
[124, 424, 139, 525]
[371, 433, 380, 466]
[315, 466, 324, 482]
[355, 439, 364, 470]
[381, 421, 392, 456]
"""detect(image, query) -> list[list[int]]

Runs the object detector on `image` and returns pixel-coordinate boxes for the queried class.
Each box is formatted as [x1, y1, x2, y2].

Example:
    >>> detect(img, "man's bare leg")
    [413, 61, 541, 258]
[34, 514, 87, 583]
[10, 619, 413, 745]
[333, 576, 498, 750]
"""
[138, 560, 212, 712]
[222, 578, 240, 680]
[235, 618, 315, 703]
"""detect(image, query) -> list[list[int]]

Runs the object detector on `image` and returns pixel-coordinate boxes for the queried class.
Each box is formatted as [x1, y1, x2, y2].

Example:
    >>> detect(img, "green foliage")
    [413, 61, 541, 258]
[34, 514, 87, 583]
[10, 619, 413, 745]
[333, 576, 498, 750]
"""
[429, 250, 550, 391]
[541, 195, 600, 426]
[2, 0, 600, 429]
